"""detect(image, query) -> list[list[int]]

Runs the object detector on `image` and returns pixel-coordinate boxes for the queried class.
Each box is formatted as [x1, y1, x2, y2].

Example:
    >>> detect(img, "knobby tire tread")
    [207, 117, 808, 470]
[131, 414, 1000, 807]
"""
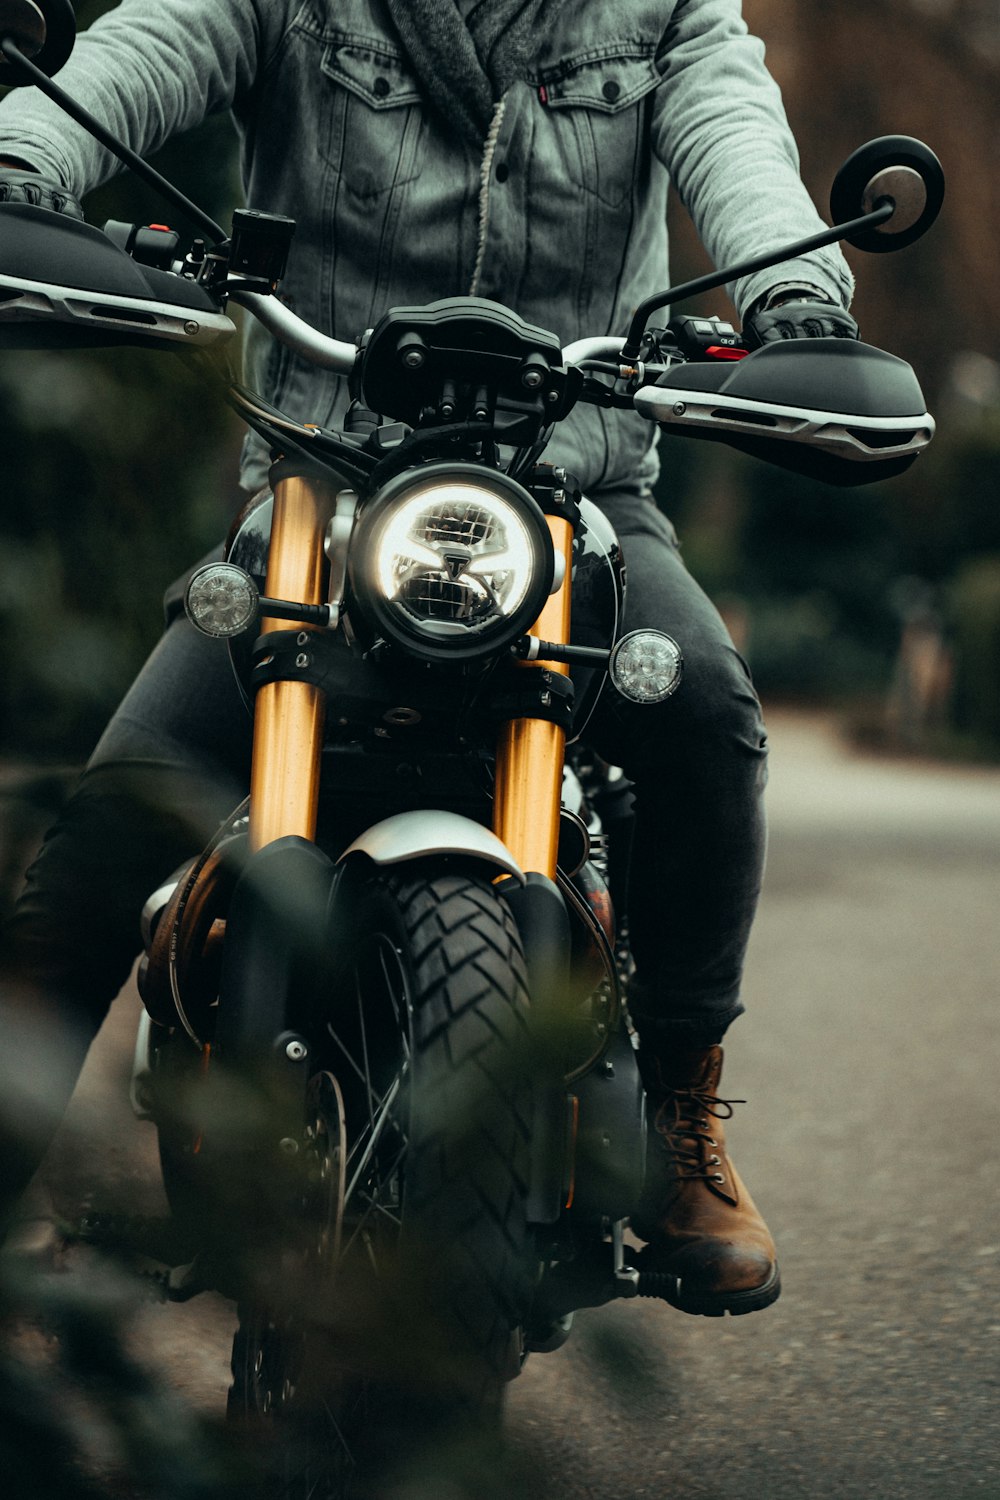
[382, 868, 533, 1399]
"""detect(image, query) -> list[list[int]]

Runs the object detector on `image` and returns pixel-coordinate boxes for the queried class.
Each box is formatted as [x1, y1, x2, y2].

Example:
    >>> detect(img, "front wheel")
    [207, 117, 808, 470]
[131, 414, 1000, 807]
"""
[230, 861, 536, 1495]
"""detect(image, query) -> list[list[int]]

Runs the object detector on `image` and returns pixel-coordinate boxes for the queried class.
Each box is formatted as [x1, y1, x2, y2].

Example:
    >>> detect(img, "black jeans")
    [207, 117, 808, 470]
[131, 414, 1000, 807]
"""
[586, 491, 768, 1046]
[1, 491, 767, 1186]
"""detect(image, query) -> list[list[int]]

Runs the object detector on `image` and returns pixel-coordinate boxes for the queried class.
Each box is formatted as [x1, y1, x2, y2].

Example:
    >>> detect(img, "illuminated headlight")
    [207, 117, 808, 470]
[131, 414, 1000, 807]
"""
[610, 630, 683, 704]
[352, 465, 554, 661]
[184, 562, 259, 638]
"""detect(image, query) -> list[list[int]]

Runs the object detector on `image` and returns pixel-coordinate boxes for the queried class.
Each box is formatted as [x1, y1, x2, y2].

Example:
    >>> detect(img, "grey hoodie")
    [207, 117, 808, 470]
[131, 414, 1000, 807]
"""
[0, 0, 853, 496]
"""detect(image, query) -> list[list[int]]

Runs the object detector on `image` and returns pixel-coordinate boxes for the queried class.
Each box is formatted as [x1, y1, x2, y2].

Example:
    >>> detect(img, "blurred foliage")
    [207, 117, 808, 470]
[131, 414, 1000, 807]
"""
[0, 339, 241, 755]
[0, 1250, 248, 1499]
[949, 553, 1000, 747]
[0, 0, 243, 761]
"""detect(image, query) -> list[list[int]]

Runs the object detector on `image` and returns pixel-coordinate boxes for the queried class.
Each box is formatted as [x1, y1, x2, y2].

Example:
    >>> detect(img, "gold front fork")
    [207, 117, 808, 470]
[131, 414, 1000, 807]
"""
[248, 472, 335, 853]
[492, 516, 574, 877]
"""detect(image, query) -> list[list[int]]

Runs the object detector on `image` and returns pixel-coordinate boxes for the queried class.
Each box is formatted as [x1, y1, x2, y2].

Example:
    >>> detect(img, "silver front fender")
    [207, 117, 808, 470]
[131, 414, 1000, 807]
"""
[337, 811, 525, 883]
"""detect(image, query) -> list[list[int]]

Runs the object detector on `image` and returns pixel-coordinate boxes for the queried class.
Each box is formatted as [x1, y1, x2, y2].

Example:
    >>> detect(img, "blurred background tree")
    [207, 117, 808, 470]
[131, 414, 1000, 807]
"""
[0, 0, 243, 762]
[0, 0, 998, 762]
[664, 0, 1000, 753]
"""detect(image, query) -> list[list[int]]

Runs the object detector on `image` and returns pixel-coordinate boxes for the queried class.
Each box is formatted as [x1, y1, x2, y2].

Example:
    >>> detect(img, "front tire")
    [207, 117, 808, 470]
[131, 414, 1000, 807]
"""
[230, 861, 535, 1495]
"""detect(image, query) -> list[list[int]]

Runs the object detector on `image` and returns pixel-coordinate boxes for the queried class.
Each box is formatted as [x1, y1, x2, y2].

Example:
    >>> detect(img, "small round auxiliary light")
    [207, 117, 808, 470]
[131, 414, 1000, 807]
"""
[184, 562, 259, 639]
[609, 630, 683, 704]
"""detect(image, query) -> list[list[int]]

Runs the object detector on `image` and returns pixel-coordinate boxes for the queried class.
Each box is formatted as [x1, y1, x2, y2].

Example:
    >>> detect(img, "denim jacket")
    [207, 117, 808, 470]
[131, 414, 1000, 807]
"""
[0, 0, 853, 497]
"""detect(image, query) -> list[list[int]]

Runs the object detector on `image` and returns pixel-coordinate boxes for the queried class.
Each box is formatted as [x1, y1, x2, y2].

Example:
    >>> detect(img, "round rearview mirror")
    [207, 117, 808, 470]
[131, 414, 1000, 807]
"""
[0, 0, 76, 83]
[830, 136, 944, 253]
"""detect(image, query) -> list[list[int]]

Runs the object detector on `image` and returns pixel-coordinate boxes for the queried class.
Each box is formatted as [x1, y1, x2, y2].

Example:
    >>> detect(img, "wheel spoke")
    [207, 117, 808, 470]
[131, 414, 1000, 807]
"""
[322, 1019, 370, 1092]
[355, 963, 376, 1132]
[326, 937, 408, 1123]
[340, 1139, 407, 1259]
[378, 941, 411, 1061]
[319, 1397, 356, 1461]
[344, 1073, 402, 1194]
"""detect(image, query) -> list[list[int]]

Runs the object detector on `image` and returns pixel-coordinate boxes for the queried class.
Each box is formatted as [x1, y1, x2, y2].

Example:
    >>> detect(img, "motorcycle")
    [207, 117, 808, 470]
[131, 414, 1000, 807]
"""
[0, 3, 943, 1494]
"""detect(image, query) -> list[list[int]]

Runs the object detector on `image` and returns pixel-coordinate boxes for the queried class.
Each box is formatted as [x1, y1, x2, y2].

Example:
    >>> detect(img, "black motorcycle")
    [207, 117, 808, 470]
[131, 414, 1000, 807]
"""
[0, 4, 943, 1495]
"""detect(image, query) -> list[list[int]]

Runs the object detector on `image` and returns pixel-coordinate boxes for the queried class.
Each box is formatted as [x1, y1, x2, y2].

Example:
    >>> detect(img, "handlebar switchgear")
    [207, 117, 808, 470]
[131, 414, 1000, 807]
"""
[666, 315, 746, 361]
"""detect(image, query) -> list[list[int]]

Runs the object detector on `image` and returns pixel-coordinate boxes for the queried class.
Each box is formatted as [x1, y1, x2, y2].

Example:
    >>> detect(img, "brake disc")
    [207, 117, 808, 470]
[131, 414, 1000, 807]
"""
[304, 1070, 348, 1271]
[231, 1071, 347, 1419]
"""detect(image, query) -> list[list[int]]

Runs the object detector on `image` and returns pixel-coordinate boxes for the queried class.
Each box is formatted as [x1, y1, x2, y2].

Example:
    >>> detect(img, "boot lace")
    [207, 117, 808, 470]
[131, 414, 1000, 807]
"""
[653, 1084, 745, 1182]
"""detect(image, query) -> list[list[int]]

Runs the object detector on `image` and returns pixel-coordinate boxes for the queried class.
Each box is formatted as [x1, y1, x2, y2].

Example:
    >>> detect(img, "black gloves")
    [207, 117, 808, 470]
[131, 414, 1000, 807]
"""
[0, 167, 84, 219]
[744, 295, 858, 350]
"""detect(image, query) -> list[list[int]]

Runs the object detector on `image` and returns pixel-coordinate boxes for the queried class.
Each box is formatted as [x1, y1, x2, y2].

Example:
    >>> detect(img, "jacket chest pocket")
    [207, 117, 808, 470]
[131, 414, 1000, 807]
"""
[541, 52, 662, 210]
[320, 37, 424, 199]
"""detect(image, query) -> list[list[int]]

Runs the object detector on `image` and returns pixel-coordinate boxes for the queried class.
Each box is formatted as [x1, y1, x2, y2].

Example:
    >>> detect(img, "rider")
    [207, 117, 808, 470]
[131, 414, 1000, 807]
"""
[0, 0, 858, 1315]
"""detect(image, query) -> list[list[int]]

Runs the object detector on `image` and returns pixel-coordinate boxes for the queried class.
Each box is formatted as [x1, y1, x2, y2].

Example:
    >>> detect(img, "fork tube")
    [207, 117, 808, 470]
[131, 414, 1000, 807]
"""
[493, 516, 574, 878]
[249, 472, 334, 853]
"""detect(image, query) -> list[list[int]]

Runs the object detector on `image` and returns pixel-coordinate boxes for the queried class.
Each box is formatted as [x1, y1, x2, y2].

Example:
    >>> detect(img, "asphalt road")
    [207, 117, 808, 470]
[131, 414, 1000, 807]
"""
[508, 714, 1000, 1499]
[9, 711, 1000, 1499]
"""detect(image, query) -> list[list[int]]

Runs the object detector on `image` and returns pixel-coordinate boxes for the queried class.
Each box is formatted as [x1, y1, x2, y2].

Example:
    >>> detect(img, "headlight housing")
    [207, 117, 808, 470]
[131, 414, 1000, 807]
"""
[350, 464, 555, 662]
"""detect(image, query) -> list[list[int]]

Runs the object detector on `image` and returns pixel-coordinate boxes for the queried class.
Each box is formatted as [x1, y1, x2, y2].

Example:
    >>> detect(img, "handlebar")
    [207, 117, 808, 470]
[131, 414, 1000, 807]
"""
[227, 296, 741, 387]
[560, 336, 628, 368]
[227, 287, 358, 374]
[0, 203, 930, 491]
[229, 293, 642, 381]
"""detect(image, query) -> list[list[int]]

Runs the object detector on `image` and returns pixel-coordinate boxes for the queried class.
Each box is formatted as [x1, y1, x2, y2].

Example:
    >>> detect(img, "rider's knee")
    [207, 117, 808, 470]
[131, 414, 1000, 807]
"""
[595, 636, 767, 783]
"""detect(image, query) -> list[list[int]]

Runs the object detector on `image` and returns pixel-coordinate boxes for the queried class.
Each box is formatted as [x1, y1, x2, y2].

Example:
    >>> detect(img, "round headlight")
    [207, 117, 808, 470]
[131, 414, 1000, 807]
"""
[352, 465, 554, 661]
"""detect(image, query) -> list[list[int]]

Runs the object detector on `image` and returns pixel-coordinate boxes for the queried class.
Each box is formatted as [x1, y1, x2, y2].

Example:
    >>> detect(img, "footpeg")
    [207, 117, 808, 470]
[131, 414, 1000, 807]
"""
[633, 1270, 677, 1301]
[610, 1216, 641, 1298]
[533, 1221, 674, 1316]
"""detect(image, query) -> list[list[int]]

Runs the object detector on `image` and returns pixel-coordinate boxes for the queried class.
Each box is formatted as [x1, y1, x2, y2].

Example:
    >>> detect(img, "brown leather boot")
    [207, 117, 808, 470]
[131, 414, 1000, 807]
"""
[633, 1044, 780, 1317]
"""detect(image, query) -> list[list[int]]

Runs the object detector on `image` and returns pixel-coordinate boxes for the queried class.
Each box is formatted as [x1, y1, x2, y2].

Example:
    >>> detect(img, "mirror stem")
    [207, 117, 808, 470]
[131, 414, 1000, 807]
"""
[0, 35, 228, 245]
[619, 199, 895, 360]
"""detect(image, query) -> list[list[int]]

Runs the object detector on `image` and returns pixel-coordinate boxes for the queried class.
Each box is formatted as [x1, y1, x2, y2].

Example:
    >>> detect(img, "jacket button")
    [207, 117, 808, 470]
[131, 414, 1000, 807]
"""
[495, 162, 510, 183]
[373, 76, 390, 98]
[602, 79, 621, 103]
